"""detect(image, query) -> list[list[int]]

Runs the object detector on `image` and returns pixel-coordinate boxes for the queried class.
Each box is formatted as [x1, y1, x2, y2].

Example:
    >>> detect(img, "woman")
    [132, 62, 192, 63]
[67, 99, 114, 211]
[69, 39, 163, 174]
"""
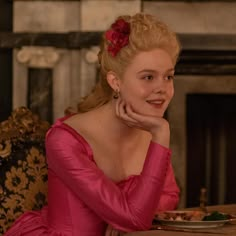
[4, 13, 180, 236]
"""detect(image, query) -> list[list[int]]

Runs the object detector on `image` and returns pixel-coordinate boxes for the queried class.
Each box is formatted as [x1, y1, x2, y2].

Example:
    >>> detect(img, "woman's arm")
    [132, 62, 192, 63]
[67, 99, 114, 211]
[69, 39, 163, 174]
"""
[156, 163, 180, 211]
[46, 126, 171, 232]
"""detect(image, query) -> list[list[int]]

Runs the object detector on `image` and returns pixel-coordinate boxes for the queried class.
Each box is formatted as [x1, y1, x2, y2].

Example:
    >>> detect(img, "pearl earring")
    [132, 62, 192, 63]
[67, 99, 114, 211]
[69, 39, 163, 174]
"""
[113, 90, 119, 99]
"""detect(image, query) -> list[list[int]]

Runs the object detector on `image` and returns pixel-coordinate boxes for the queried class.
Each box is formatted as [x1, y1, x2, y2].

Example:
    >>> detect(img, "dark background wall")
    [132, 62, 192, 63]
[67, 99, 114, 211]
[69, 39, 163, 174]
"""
[0, 0, 13, 122]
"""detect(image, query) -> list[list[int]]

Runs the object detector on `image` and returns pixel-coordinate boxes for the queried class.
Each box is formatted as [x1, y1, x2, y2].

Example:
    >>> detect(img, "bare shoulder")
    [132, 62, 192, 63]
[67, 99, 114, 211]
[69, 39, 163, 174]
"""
[63, 111, 100, 141]
[64, 113, 87, 129]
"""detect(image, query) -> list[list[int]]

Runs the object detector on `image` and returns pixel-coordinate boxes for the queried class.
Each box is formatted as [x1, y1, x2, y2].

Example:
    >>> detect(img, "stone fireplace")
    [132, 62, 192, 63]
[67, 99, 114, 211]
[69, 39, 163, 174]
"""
[187, 93, 236, 206]
[168, 75, 236, 207]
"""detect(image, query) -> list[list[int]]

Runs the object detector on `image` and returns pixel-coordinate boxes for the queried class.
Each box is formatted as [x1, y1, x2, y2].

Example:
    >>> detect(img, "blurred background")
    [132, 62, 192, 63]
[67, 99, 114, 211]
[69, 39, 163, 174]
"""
[0, 0, 236, 208]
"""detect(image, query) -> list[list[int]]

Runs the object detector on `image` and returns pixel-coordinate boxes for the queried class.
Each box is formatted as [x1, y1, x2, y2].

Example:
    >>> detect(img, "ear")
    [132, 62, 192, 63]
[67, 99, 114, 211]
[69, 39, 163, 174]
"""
[106, 71, 120, 91]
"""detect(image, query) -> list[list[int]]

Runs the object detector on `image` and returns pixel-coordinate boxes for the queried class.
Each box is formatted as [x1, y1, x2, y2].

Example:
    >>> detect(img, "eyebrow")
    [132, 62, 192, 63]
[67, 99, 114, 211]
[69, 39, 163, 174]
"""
[137, 68, 175, 74]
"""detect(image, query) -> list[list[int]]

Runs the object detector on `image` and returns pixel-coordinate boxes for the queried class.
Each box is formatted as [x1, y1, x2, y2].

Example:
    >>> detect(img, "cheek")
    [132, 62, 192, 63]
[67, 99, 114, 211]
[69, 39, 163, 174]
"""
[121, 87, 147, 104]
[170, 87, 174, 99]
[120, 81, 145, 99]
[167, 84, 174, 100]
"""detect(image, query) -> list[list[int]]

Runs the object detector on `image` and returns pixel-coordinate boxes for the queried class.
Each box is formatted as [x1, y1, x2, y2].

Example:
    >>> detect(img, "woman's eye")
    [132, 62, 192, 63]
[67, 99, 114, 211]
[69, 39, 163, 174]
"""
[167, 75, 174, 80]
[143, 75, 153, 81]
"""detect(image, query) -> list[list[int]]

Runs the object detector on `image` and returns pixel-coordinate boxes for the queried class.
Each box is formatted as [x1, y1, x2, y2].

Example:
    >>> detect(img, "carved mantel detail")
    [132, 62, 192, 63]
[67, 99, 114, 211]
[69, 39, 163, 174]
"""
[16, 46, 62, 68]
[85, 46, 100, 64]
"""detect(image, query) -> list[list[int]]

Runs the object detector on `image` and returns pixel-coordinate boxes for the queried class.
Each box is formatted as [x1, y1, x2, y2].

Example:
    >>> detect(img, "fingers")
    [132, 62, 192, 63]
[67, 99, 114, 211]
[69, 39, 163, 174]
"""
[112, 229, 122, 236]
[114, 99, 170, 145]
[115, 98, 167, 133]
[112, 230, 120, 236]
[105, 224, 122, 236]
[115, 98, 138, 124]
[125, 103, 145, 123]
[115, 98, 153, 130]
[105, 224, 114, 236]
[115, 97, 122, 118]
[123, 103, 152, 130]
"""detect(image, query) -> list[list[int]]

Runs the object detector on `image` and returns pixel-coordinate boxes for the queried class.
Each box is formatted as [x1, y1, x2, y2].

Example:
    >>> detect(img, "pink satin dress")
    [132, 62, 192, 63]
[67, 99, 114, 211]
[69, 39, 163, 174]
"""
[4, 117, 179, 236]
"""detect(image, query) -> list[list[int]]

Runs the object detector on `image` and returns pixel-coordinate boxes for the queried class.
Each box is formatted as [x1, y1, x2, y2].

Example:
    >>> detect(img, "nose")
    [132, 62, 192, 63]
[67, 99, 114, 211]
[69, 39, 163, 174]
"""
[152, 79, 167, 94]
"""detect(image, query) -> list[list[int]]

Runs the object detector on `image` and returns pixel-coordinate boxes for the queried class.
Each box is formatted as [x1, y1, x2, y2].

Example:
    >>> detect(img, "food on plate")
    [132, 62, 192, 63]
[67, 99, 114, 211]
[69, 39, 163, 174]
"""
[156, 210, 230, 222]
[203, 211, 229, 221]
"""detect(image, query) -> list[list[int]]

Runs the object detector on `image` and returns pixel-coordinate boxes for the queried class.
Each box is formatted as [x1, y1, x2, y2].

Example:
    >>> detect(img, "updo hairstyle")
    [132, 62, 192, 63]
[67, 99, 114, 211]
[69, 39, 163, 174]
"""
[77, 13, 181, 113]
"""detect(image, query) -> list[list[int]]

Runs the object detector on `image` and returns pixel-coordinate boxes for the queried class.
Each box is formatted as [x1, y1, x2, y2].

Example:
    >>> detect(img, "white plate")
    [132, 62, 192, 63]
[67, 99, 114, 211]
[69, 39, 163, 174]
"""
[155, 210, 232, 229]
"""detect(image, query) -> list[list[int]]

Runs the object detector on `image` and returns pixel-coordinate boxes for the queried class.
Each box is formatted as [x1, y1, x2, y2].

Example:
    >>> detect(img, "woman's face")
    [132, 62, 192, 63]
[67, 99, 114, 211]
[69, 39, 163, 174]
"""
[119, 48, 175, 117]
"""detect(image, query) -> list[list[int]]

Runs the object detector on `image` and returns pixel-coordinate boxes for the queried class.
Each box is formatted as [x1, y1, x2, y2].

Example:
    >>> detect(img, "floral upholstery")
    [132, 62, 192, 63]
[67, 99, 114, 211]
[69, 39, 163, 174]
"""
[0, 107, 50, 234]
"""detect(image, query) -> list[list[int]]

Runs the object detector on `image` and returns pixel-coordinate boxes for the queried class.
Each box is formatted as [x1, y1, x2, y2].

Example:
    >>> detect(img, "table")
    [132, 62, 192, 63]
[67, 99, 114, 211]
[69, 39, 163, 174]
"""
[125, 204, 236, 236]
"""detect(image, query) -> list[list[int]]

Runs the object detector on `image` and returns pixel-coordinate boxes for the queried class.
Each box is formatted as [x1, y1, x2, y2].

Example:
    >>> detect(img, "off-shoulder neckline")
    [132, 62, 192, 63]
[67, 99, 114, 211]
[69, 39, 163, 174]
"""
[54, 116, 139, 185]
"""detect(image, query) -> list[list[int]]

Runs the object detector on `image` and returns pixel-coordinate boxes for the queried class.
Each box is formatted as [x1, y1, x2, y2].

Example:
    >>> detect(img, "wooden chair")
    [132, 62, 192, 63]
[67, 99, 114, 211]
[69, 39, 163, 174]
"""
[0, 107, 50, 234]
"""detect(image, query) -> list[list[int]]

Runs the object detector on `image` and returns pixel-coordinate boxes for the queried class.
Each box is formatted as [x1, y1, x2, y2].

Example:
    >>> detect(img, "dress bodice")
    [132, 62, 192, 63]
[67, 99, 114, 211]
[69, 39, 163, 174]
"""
[4, 117, 179, 236]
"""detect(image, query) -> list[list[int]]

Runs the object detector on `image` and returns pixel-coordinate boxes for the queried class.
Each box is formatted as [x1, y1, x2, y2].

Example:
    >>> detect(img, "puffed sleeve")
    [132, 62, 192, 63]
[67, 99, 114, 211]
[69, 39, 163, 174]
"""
[46, 125, 171, 232]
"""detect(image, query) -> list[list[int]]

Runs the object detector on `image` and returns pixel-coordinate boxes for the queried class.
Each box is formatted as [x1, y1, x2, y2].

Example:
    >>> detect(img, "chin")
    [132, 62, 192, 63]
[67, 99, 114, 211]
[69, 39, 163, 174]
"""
[141, 110, 164, 117]
[148, 107, 166, 117]
[151, 112, 164, 118]
[131, 102, 166, 117]
[134, 105, 164, 117]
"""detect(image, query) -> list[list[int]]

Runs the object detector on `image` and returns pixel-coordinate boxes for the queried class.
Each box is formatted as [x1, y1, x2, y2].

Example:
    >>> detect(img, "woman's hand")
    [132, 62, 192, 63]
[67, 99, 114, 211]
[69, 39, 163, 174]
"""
[105, 224, 124, 236]
[115, 98, 170, 147]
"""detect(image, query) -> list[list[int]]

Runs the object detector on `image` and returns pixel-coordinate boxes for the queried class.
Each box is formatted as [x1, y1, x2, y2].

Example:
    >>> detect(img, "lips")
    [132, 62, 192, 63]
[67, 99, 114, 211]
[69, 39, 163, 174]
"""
[146, 99, 165, 108]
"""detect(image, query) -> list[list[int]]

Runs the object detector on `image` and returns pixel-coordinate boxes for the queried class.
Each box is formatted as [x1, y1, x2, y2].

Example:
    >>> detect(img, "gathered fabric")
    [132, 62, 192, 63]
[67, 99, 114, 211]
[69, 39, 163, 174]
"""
[4, 117, 179, 236]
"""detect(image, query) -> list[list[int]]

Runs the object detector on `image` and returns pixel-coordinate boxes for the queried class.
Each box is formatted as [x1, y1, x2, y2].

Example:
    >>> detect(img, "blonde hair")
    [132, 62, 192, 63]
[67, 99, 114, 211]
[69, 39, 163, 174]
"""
[77, 13, 181, 113]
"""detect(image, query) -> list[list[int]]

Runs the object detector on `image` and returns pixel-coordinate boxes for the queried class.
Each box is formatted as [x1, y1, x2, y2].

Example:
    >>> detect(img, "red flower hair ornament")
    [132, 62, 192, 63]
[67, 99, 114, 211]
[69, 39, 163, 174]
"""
[105, 19, 130, 57]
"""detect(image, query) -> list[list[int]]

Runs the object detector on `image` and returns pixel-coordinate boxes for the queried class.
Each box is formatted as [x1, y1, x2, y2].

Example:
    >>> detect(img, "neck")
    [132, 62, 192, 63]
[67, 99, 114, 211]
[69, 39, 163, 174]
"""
[96, 100, 149, 142]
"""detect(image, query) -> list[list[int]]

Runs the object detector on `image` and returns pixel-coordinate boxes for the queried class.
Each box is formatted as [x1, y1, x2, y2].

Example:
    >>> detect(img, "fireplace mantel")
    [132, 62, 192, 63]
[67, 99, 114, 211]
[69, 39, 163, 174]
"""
[1, 32, 236, 75]
[1, 32, 236, 50]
